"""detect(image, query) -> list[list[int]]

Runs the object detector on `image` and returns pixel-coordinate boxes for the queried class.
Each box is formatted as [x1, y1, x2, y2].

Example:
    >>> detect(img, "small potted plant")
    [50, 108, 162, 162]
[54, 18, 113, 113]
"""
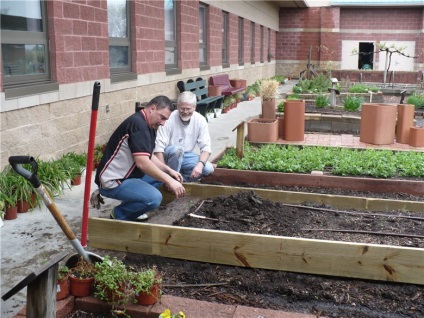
[259, 78, 279, 119]
[68, 256, 97, 297]
[94, 256, 134, 308]
[131, 266, 163, 306]
[57, 265, 70, 300]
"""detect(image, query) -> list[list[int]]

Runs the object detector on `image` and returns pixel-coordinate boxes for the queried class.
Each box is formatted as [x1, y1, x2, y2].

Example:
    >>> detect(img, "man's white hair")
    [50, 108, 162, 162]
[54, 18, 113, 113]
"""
[178, 91, 197, 106]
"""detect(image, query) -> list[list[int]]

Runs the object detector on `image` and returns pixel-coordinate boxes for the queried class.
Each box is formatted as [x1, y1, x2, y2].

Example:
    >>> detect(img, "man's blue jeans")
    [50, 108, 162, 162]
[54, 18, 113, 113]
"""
[142, 145, 214, 188]
[99, 178, 161, 221]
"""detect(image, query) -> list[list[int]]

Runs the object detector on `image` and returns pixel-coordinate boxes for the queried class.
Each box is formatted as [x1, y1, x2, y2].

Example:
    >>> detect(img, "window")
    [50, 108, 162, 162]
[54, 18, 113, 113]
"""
[199, 4, 207, 67]
[260, 25, 264, 63]
[108, 0, 133, 80]
[250, 22, 255, 64]
[267, 28, 271, 62]
[165, 0, 178, 71]
[1, 0, 50, 86]
[238, 18, 243, 65]
[222, 11, 229, 66]
[358, 42, 374, 70]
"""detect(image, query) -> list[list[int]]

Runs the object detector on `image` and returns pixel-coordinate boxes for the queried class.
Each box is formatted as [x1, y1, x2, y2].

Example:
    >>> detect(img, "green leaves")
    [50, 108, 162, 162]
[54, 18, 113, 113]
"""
[217, 143, 424, 179]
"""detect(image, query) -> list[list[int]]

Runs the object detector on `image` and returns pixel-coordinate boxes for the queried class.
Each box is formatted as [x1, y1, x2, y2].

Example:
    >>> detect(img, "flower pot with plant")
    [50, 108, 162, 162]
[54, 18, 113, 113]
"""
[94, 256, 135, 308]
[68, 256, 97, 297]
[0, 168, 19, 220]
[61, 152, 87, 186]
[57, 265, 70, 300]
[131, 266, 162, 306]
[259, 79, 279, 119]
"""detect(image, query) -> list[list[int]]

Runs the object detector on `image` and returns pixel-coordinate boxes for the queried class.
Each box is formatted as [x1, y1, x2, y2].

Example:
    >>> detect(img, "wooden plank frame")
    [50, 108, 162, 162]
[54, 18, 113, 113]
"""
[88, 184, 424, 285]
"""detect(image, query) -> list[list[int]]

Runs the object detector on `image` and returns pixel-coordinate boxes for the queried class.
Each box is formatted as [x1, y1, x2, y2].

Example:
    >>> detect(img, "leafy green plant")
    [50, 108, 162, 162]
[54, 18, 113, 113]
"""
[286, 94, 301, 100]
[343, 95, 364, 112]
[292, 85, 303, 94]
[223, 96, 235, 108]
[58, 265, 69, 280]
[314, 94, 330, 108]
[406, 92, 424, 108]
[131, 266, 162, 296]
[94, 256, 134, 307]
[348, 84, 379, 93]
[277, 101, 285, 112]
[0, 168, 19, 208]
[217, 143, 424, 179]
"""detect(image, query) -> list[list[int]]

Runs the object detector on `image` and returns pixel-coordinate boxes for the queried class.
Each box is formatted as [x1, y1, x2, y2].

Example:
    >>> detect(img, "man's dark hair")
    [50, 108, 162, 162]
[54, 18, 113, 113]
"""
[148, 95, 176, 111]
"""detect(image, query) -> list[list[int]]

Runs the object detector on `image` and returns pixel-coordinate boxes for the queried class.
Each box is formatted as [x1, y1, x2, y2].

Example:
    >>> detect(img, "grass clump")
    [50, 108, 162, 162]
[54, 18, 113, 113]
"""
[343, 95, 364, 112]
[315, 94, 330, 108]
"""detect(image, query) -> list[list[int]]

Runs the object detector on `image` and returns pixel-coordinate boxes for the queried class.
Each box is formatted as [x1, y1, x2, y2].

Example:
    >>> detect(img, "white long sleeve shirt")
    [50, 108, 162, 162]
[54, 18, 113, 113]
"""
[154, 110, 212, 154]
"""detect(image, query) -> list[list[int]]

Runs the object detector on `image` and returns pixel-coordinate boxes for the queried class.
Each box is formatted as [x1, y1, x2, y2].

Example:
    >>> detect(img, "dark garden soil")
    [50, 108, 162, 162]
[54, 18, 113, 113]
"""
[113, 188, 424, 318]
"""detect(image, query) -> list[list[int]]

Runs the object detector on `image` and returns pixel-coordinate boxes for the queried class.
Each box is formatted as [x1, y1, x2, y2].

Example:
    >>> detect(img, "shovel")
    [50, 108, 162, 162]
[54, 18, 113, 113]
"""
[8, 156, 102, 264]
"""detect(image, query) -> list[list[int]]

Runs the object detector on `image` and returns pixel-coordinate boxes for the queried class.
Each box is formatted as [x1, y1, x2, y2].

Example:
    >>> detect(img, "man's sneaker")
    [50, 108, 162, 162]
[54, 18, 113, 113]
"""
[135, 213, 149, 222]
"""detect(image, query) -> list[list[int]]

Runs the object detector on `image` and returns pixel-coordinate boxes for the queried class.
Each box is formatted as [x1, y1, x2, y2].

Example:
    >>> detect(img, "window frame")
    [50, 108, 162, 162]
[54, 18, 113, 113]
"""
[267, 28, 272, 62]
[222, 11, 229, 67]
[250, 21, 255, 64]
[1, 0, 51, 87]
[165, 0, 179, 73]
[260, 25, 264, 63]
[238, 17, 244, 65]
[108, 0, 134, 82]
[199, 3, 208, 68]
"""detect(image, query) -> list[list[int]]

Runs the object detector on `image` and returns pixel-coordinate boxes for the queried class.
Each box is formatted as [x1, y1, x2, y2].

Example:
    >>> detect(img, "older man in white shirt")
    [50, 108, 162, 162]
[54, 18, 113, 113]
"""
[142, 91, 214, 187]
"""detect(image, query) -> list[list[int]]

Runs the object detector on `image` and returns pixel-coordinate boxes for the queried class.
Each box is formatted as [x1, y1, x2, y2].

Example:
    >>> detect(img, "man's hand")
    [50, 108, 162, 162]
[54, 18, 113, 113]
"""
[190, 162, 204, 179]
[90, 189, 104, 209]
[166, 179, 186, 199]
[169, 170, 184, 183]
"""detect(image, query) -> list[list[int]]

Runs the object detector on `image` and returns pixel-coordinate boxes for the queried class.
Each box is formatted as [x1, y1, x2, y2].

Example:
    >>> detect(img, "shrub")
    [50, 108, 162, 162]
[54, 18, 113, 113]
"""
[277, 101, 284, 112]
[286, 93, 301, 100]
[343, 95, 364, 112]
[292, 85, 303, 94]
[315, 94, 330, 108]
[348, 84, 379, 93]
[407, 93, 424, 108]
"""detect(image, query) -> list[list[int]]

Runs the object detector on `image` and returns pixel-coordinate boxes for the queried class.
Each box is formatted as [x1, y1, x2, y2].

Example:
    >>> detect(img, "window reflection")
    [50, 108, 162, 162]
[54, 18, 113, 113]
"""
[1, 0, 43, 32]
[2, 44, 45, 76]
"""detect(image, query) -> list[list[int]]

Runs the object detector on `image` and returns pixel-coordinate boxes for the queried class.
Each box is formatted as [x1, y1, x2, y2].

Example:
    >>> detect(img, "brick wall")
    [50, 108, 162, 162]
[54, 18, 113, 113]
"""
[208, 5, 222, 67]
[48, 1, 109, 84]
[277, 7, 423, 78]
[180, 0, 199, 69]
[132, 1, 165, 74]
[228, 13, 239, 66]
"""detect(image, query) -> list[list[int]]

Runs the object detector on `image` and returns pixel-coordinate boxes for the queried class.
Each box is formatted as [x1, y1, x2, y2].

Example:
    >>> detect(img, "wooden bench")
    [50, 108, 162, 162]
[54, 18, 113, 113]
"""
[209, 74, 246, 96]
[177, 78, 224, 122]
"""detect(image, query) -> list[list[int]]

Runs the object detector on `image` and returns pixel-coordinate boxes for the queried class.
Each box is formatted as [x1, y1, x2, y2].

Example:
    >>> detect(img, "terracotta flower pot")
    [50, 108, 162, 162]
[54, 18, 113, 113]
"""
[135, 284, 161, 306]
[409, 127, 424, 147]
[360, 103, 397, 145]
[69, 275, 95, 297]
[17, 200, 29, 213]
[284, 100, 305, 141]
[208, 85, 222, 96]
[247, 118, 279, 143]
[230, 79, 246, 89]
[5, 205, 18, 220]
[262, 99, 276, 119]
[56, 276, 70, 300]
[71, 175, 82, 186]
[396, 104, 415, 144]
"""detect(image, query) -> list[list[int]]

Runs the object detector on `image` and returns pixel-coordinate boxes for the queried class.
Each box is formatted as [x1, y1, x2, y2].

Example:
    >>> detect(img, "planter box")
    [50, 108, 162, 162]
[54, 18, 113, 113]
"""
[396, 104, 415, 144]
[284, 100, 305, 141]
[247, 118, 278, 143]
[360, 103, 397, 145]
